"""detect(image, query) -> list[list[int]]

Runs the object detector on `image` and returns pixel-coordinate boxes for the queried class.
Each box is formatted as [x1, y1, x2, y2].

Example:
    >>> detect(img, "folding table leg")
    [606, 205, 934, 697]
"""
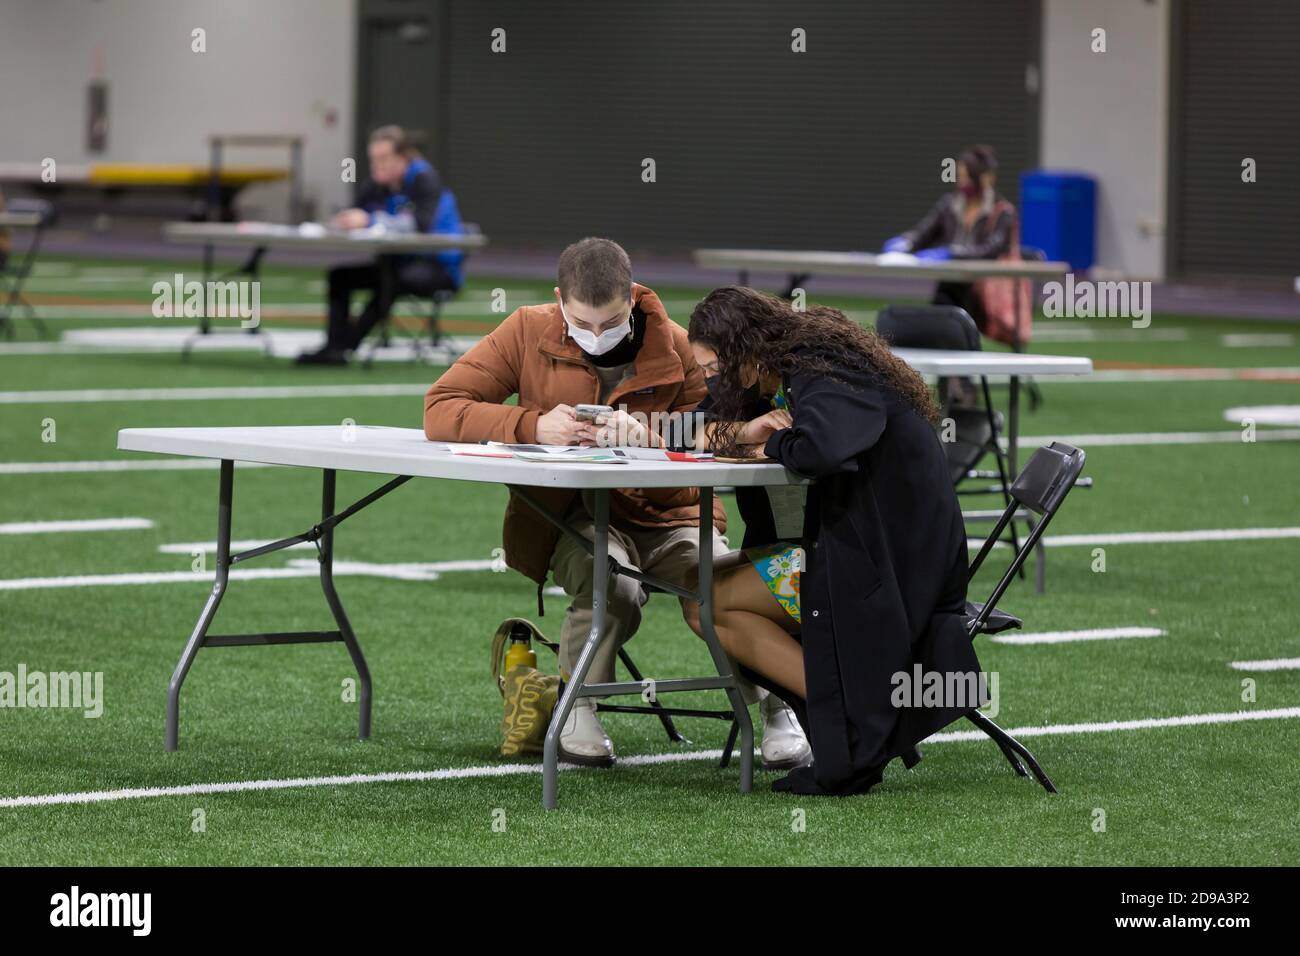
[543, 490, 612, 810]
[200, 242, 215, 334]
[165, 462, 385, 750]
[1007, 375, 1021, 483]
[320, 469, 373, 740]
[166, 459, 234, 751]
[695, 486, 755, 792]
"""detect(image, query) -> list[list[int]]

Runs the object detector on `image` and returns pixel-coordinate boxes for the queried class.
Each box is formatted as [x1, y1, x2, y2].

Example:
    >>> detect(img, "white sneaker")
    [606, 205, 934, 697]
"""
[558, 697, 615, 767]
[760, 693, 812, 770]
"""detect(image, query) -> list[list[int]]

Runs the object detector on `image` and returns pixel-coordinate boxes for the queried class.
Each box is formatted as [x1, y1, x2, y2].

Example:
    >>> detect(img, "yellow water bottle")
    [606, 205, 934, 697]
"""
[503, 622, 537, 673]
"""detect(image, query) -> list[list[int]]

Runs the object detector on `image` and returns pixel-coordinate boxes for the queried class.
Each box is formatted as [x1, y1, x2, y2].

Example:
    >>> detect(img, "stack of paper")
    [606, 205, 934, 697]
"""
[427, 441, 712, 464]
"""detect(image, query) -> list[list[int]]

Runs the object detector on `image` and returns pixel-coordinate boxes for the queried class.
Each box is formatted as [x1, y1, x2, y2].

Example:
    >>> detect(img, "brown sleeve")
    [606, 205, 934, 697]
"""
[423, 308, 542, 443]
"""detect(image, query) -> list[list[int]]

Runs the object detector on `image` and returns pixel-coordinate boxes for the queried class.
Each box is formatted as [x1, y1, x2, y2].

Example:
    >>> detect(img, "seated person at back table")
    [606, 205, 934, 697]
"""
[297, 124, 463, 366]
[882, 143, 1023, 339]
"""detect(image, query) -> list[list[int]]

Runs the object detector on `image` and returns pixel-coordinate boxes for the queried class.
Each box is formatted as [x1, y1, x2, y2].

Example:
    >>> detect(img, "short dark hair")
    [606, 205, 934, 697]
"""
[557, 238, 632, 305]
[369, 125, 418, 158]
[959, 144, 998, 181]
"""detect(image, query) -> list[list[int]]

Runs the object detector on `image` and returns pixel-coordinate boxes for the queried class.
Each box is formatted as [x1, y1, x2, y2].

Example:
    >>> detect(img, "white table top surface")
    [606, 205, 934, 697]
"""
[694, 247, 1070, 281]
[893, 348, 1092, 377]
[0, 211, 44, 227]
[117, 425, 805, 488]
[163, 221, 488, 253]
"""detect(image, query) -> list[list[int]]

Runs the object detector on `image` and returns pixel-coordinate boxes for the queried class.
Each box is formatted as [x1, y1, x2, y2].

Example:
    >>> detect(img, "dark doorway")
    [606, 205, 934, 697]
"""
[355, 0, 447, 173]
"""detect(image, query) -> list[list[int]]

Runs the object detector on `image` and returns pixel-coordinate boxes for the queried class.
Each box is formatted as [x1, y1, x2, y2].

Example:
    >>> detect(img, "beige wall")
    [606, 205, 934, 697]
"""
[0, 0, 358, 215]
[1040, 0, 1171, 279]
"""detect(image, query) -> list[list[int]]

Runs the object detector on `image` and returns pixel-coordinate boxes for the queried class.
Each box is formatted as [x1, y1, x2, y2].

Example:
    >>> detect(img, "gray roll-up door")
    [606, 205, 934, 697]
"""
[440, 0, 1038, 250]
[1170, 0, 1300, 280]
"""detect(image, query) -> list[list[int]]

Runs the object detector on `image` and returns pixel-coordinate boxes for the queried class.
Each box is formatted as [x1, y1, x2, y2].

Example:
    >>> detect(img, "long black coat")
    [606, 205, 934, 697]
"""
[762, 357, 981, 791]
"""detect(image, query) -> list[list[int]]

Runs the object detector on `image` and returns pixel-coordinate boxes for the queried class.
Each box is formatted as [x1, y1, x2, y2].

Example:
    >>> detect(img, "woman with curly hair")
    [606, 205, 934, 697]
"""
[684, 287, 982, 795]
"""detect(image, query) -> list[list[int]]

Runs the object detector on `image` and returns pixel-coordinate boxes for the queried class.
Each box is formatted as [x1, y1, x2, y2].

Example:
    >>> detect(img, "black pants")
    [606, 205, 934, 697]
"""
[931, 281, 984, 404]
[932, 280, 986, 329]
[326, 257, 456, 351]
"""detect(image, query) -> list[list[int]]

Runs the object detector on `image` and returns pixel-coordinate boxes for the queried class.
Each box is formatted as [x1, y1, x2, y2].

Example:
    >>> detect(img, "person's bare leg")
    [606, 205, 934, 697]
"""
[685, 562, 804, 698]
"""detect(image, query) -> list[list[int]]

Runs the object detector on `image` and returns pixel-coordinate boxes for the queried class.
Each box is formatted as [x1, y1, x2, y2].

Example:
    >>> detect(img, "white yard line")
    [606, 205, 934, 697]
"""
[0, 567, 320, 591]
[1223, 405, 1300, 427]
[1041, 527, 1300, 547]
[1055, 367, 1300, 383]
[0, 517, 153, 535]
[7, 300, 509, 319]
[1030, 329, 1189, 343]
[1229, 658, 1300, 672]
[1016, 428, 1300, 447]
[0, 384, 429, 404]
[6, 526, 1300, 592]
[1221, 333, 1295, 348]
[968, 526, 1300, 550]
[158, 538, 314, 555]
[3, 706, 1297, 809]
[0, 459, 273, 475]
[0, 558, 500, 591]
[991, 626, 1165, 645]
[925, 706, 1300, 743]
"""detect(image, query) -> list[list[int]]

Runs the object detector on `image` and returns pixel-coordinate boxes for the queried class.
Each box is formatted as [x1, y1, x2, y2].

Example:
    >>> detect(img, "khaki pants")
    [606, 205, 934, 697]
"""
[549, 502, 754, 701]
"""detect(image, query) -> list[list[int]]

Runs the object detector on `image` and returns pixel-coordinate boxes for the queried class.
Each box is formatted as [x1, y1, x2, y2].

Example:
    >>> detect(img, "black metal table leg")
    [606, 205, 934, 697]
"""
[320, 469, 373, 740]
[166, 459, 234, 750]
[164, 467, 406, 750]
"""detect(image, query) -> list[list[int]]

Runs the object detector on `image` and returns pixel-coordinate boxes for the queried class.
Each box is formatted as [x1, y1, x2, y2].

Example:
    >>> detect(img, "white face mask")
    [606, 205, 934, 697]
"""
[560, 300, 633, 356]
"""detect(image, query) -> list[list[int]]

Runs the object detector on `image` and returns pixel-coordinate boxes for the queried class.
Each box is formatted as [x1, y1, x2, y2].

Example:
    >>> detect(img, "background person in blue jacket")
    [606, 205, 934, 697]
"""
[297, 125, 464, 365]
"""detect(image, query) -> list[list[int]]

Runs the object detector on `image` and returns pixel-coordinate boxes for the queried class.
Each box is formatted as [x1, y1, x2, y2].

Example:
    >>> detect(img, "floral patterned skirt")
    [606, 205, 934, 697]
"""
[745, 542, 804, 624]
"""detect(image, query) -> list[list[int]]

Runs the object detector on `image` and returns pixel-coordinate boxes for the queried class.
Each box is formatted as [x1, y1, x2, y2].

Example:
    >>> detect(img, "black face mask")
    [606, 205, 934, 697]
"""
[705, 374, 761, 408]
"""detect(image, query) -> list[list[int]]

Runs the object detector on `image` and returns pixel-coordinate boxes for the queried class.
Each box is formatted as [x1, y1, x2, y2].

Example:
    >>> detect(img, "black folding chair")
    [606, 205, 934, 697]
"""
[598, 647, 737, 749]
[0, 198, 53, 340]
[363, 222, 482, 366]
[543, 585, 738, 756]
[963, 441, 1087, 794]
[877, 305, 1015, 490]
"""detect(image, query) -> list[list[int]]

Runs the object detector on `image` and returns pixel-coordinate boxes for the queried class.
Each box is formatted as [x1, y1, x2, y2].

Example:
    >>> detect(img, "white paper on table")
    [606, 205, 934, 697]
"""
[432, 441, 512, 457]
[875, 251, 920, 265]
[514, 450, 627, 464]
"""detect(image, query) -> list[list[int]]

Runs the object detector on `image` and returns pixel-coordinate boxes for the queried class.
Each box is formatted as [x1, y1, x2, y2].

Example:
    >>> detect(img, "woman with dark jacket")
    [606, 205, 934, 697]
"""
[884, 144, 1026, 341]
[684, 287, 983, 795]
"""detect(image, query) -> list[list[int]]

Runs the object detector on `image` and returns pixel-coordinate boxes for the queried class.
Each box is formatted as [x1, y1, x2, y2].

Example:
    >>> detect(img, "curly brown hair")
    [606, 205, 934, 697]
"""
[687, 287, 939, 456]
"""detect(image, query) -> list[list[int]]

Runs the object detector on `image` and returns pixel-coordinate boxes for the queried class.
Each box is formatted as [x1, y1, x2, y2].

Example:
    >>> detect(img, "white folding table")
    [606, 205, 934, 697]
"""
[693, 247, 1070, 284]
[894, 348, 1093, 591]
[694, 247, 1071, 354]
[893, 348, 1092, 479]
[117, 424, 805, 809]
[161, 221, 490, 355]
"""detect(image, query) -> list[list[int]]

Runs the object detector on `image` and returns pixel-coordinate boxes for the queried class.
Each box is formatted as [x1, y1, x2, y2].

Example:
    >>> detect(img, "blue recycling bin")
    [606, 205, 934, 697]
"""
[1019, 171, 1096, 271]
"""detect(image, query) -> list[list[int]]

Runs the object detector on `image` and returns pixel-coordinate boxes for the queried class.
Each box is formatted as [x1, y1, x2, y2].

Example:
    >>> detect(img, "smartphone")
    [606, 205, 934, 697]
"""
[574, 404, 613, 423]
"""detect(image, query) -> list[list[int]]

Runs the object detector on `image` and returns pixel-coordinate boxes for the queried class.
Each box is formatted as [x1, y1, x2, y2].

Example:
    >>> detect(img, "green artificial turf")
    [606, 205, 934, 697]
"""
[0, 255, 1297, 865]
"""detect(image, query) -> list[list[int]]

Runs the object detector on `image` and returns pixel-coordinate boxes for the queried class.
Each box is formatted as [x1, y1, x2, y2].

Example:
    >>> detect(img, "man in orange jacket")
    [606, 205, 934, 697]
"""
[424, 237, 809, 768]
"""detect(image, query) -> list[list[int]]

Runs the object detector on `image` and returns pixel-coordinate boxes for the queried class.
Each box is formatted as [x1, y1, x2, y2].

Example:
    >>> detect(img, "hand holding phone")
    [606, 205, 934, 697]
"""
[574, 404, 613, 424]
